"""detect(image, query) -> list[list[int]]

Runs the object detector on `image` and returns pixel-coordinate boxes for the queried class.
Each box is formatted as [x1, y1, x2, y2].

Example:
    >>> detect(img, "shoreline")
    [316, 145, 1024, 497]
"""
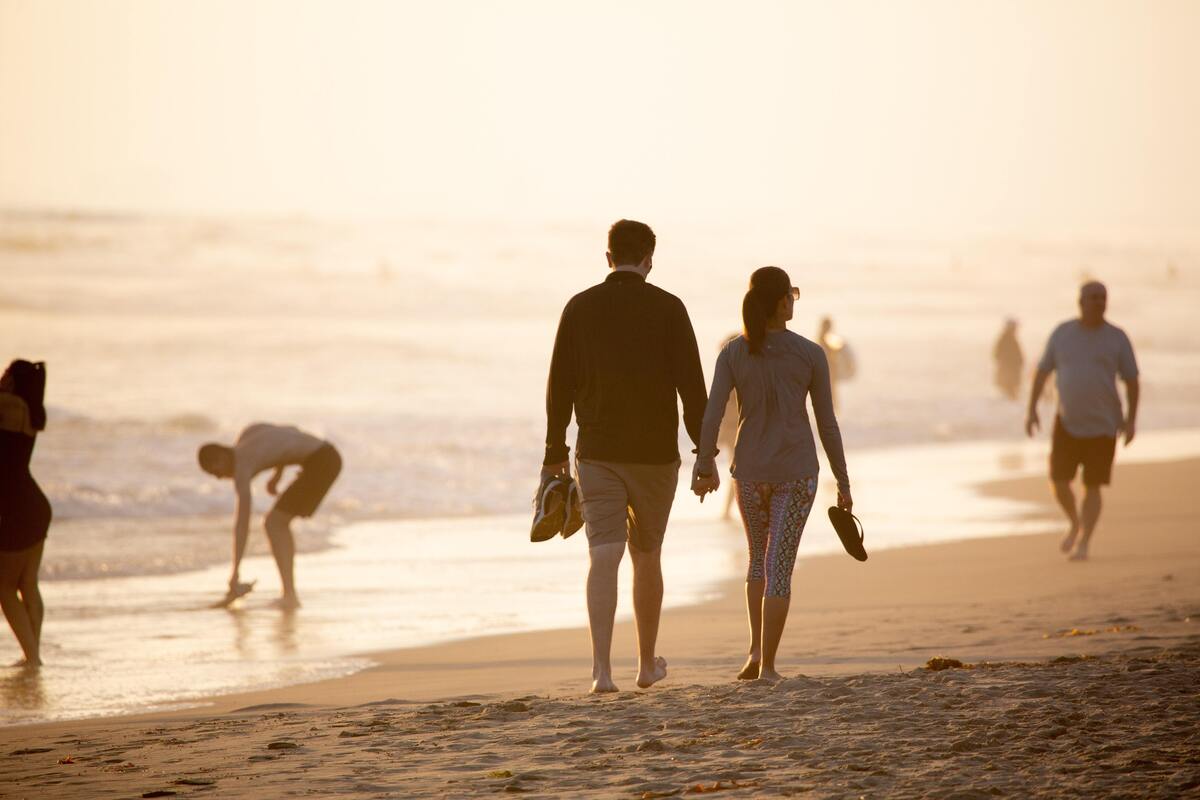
[3, 454, 1197, 736]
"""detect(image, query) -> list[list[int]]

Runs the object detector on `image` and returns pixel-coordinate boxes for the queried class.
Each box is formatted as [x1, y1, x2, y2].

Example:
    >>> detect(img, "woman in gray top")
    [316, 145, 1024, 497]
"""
[693, 266, 852, 683]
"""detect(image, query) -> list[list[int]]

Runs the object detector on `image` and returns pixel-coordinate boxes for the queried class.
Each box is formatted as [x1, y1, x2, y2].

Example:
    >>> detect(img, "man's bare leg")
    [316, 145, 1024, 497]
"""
[739, 578, 765, 679]
[1072, 485, 1102, 561]
[1052, 480, 1081, 553]
[587, 542, 624, 693]
[630, 544, 667, 689]
[264, 509, 300, 609]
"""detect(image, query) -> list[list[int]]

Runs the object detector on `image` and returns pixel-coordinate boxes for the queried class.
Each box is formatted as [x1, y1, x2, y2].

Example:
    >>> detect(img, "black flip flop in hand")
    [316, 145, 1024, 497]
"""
[828, 506, 868, 562]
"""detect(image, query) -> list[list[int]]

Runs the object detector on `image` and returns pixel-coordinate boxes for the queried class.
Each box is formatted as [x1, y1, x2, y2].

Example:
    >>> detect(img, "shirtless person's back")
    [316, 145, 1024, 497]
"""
[198, 423, 342, 608]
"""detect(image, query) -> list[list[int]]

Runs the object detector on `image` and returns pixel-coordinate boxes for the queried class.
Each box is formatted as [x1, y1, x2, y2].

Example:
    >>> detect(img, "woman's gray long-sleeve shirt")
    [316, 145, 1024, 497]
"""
[697, 330, 850, 491]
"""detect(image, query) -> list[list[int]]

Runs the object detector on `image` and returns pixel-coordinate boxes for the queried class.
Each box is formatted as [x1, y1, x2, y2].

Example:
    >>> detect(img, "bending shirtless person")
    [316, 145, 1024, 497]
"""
[198, 424, 342, 608]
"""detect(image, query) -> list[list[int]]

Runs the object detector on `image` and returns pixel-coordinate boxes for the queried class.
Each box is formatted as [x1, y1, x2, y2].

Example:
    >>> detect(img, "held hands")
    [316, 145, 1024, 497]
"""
[691, 460, 720, 502]
[1025, 408, 1040, 438]
[266, 474, 281, 496]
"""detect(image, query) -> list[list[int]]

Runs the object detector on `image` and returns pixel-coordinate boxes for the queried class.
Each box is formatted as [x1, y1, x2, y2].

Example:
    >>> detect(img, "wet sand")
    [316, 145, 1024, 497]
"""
[2, 457, 1197, 797]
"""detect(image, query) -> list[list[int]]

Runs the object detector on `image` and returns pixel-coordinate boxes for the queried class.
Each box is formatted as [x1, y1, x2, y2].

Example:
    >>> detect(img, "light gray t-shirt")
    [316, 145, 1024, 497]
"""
[1037, 320, 1138, 438]
[698, 330, 850, 491]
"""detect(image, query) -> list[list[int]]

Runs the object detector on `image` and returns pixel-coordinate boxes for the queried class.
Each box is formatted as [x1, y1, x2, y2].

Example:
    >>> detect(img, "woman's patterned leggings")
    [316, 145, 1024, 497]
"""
[735, 477, 818, 598]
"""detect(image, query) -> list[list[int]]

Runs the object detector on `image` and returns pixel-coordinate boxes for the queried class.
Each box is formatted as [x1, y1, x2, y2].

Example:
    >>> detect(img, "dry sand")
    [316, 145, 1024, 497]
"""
[2, 456, 1198, 798]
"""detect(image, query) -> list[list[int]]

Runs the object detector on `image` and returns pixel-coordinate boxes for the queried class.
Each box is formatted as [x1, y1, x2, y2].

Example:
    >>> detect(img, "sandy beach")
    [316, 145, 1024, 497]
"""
[1, 456, 1196, 797]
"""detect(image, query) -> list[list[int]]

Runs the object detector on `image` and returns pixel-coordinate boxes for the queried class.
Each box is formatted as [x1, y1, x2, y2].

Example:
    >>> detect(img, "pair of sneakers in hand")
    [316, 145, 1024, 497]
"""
[530, 473, 584, 542]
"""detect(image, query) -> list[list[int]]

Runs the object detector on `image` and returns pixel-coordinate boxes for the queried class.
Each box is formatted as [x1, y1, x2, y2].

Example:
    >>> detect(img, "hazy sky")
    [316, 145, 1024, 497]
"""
[1, 0, 1197, 239]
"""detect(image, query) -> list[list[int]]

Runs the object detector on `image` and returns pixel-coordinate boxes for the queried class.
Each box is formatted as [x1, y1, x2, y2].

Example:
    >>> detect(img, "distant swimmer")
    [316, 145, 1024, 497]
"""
[0, 360, 51, 668]
[198, 424, 342, 609]
[1026, 282, 1139, 562]
[993, 318, 1025, 401]
[816, 316, 855, 410]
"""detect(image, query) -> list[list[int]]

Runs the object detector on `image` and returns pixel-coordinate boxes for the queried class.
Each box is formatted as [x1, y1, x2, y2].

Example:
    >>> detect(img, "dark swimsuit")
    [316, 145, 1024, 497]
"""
[0, 414, 51, 553]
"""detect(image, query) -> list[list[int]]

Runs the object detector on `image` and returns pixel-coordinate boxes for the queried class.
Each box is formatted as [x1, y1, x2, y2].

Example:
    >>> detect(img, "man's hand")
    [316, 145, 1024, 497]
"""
[541, 461, 569, 481]
[837, 488, 853, 513]
[1123, 418, 1136, 446]
[1025, 408, 1041, 438]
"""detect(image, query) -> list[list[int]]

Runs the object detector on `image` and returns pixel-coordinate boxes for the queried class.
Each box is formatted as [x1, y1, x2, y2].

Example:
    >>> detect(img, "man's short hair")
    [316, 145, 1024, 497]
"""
[608, 219, 656, 266]
[197, 443, 231, 474]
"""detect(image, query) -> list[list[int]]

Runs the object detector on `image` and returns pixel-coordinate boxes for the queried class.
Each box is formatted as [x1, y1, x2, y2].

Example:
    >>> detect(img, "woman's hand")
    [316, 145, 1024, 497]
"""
[837, 488, 853, 513]
[691, 461, 720, 501]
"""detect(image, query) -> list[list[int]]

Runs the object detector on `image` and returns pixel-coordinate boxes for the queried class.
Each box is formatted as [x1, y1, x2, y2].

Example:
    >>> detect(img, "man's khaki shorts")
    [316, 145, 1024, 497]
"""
[574, 458, 680, 551]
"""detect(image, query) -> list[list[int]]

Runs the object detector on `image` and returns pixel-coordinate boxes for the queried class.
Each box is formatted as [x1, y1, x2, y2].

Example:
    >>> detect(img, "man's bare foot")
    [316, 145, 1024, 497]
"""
[756, 667, 784, 684]
[737, 656, 760, 680]
[636, 656, 668, 689]
[590, 675, 618, 693]
[274, 594, 301, 610]
[1060, 523, 1080, 553]
[9, 657, 41, 669]
[1069, 545, 1089, 562]
[213, 580, 256, 608]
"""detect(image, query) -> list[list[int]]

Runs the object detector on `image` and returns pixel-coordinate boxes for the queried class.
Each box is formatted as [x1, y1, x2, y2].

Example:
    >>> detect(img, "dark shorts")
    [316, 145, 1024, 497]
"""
[1051, 417, 1116, 486]
[274, 443, 342, 518]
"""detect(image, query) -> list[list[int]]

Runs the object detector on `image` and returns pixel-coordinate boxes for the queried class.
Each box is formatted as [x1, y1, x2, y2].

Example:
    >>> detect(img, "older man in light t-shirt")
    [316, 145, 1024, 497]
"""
[1025, 282, 1139, 561]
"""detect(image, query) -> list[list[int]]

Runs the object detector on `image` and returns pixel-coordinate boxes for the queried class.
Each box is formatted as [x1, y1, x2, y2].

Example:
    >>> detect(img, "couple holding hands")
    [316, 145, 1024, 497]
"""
[540, 219, 853, 692]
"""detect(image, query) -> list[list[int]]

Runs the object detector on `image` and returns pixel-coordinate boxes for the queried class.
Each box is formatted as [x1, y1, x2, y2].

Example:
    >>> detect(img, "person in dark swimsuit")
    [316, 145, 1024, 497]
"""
[0, 360, 51, 667]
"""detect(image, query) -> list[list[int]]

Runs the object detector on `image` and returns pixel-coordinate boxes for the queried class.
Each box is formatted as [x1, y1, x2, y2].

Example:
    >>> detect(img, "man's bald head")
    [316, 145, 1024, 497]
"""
[1079, 281, 1107, 326]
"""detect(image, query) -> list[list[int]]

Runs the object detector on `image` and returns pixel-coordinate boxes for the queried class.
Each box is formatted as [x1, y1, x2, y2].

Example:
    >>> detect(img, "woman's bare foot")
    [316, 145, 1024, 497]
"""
[636, 656, 668, 689]
[737, 656, 760, 680]
[1060, 523, 1080, 553]
[756, 667, 784, 684]
[590, 675, 618, 693]
[1068, 545, 1089, 562]
[10, 657, 41, 669]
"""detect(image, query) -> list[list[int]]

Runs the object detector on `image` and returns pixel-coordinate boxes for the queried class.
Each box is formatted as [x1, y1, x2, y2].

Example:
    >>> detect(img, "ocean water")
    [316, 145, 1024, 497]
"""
[0, 212, 1197, 723]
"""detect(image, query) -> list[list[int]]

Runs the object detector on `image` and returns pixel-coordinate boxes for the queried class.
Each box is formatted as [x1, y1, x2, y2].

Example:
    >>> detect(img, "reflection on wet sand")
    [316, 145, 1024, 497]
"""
[0, 666, 45, 711]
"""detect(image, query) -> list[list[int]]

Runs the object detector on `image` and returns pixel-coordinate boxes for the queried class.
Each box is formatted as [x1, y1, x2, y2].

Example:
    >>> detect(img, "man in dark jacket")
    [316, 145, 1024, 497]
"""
[543, 219, 707, 692]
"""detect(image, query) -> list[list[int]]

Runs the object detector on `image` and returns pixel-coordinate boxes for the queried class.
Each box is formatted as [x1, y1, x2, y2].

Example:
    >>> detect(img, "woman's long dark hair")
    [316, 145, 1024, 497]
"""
[4, 360, 47, 431]
[742, 266, 791, 355]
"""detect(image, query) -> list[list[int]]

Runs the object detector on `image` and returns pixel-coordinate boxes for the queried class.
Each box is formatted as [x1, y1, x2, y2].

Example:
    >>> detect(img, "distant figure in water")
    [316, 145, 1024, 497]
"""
[716, 333, 741, 520]
[694, 268, 852, 683]
[0, 360, 51, 667]
[816, 316, 854, 410]
[1026, 282, 1139, 562]
[198, 424, 342, 608]
[542, 219, 707, 693]
[993, 318, 1025, 400]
